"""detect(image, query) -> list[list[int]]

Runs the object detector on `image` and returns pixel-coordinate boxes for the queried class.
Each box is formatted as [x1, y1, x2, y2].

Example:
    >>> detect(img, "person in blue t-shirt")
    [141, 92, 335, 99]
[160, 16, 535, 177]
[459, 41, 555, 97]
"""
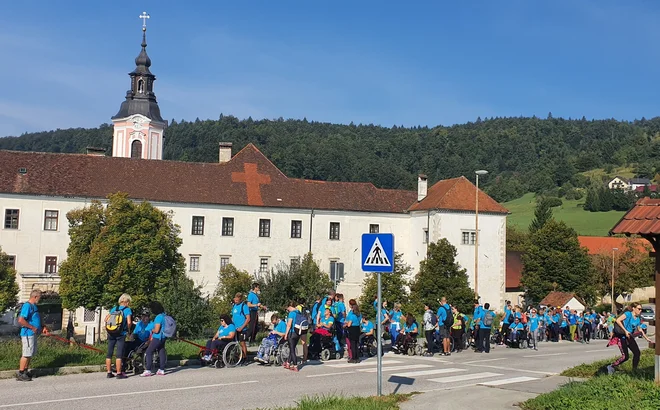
[568, 310, 578, 342]
[508, 318, 524, 344]
[476, 303, 493, 353]
[310, 296, 322, 331]
[246, 282, 264, 344]
[284, 301, 303, 372]
[436, 297, 451, 356]
[501, 301, 512, 343]
[203, 314, 237, 365]
[255, 313, 287, 363]
[105, 293, 133, 379]
[124, 310, 151, 366]
[528, 310, 539, 351]
[608, 303, 652, 375]
[231, 293, 251, 365]
[141, 301, 167, 377]
[551, 310, 561, 342]
[16, 289, 46, 381]
[389, 303, 404, 347]
[344, 300, 362, 363]
[334, 294, 347, 351]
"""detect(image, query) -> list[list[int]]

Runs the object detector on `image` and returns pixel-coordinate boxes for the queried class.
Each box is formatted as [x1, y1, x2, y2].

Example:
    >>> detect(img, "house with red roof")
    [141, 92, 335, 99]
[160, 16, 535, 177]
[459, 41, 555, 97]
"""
[0, 27, 509, 332]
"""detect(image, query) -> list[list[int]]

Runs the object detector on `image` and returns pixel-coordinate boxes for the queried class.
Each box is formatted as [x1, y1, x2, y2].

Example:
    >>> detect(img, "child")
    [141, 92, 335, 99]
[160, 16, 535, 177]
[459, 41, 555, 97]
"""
[255, 313, 287, 364]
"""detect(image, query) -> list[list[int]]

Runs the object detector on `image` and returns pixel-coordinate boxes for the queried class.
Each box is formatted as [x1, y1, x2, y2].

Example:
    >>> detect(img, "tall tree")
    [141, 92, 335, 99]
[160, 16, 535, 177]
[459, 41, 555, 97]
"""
[211, 264, 253, 316]
[0, 248, 19, 312]
[521, 220, 596, 305]
[409, 239, 474, 314]
[358, 253, 411, 320]
[529, 197, 553, 233]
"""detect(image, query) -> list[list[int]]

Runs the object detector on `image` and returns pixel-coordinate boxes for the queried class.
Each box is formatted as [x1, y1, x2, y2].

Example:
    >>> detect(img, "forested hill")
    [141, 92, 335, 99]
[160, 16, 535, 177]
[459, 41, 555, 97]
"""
[2, 114, 660, 203]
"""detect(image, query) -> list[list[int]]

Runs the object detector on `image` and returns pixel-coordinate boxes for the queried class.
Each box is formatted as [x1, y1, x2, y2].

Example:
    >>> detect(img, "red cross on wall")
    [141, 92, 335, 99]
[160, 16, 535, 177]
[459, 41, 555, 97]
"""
[231, 163, 271, 206]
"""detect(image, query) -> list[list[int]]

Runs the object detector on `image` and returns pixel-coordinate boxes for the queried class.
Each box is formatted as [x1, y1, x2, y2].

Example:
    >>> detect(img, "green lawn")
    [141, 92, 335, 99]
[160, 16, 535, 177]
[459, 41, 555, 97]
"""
[265, 395, 412, 410]
[521, 349, 660, 410]
[504, 193, 625, 236]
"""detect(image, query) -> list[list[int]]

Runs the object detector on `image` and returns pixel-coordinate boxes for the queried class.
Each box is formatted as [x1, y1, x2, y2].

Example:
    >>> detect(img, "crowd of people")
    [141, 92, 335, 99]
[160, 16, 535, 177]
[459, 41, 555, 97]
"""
[14, 285, 653, 380]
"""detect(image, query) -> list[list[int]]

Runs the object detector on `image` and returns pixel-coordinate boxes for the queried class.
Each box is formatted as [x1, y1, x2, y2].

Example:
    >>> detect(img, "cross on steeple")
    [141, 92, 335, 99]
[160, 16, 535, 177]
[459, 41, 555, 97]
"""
[232, 163, 271, 206]
[139, 12, 150, 30]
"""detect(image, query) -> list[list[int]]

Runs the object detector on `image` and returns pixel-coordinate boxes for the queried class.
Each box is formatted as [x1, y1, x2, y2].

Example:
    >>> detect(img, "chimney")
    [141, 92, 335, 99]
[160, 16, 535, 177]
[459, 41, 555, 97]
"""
[85, 147, 106, 156]
[218, 142, 233, 163]
[417, 174, 428, 201]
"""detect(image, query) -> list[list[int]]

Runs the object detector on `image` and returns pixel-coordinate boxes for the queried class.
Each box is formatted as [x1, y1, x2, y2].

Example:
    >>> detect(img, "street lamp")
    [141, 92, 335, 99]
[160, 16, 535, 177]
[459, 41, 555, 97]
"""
[611, 247, 618, 314]
[474, 170, 488, 299]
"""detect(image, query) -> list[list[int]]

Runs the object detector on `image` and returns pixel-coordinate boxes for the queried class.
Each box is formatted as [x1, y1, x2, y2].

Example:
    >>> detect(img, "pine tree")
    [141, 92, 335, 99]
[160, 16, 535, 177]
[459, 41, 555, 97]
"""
[409, 239, 474, 315]
[529, 198, 553, 233]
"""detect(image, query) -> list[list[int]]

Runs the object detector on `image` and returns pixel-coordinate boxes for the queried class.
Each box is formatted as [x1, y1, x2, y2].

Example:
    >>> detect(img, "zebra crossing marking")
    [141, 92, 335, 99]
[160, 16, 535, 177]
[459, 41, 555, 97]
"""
[480, 376, 539, 386]
[428, 372, 502, 383]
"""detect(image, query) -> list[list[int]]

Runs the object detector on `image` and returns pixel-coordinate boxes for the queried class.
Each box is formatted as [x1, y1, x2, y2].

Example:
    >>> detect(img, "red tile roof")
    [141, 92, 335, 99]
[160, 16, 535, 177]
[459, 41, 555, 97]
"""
[505, 251, 523, 290]
[0, 145, 422, 213]
[539, 292, 585, 308]
[578, 236, 648, 255]
[610, 198, 660, 236]
[634, 185, 658, 192]
[408, 176, 508, 214]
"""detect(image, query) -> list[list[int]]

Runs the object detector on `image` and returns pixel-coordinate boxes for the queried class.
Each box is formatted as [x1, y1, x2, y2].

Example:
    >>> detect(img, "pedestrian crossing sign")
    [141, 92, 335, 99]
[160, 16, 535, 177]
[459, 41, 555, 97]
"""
[361, 233, 394, 273]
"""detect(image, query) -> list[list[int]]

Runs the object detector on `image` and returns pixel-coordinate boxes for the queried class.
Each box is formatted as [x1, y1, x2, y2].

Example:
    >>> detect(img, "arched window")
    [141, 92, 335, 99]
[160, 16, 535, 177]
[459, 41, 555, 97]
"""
[137, 79, 144, 94]
[131, 140, 142, 159]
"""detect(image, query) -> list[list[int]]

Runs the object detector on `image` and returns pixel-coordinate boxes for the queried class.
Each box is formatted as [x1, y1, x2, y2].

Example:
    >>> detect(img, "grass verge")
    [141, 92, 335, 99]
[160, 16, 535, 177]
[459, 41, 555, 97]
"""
[265, 394, 413, 410]
[522, 349, 660, 410]
[0, 337, 204, 371]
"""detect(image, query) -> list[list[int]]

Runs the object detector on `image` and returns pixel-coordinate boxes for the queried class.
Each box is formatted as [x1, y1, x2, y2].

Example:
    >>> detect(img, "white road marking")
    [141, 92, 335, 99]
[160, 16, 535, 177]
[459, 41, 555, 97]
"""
[480, 376, 539, 386]
[523, 353, 567, 358]
[0, 380, 259, 408]
[428, 372, 502, 383]
[327, 360, 402, 368]
[358, 364, 433, 373]
[463, 358, 505, 364]
[585, 349, 610, 353]
[390, 368, 466, 377]
[306, 371, 353, 378]
[463, 363, 556, 375]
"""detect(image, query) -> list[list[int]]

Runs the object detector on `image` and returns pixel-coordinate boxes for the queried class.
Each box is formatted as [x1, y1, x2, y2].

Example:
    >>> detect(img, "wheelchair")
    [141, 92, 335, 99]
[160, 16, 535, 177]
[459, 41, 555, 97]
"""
[199, 336, 244, 368]
[261, 338, 290, 366]
[393, 333, 423, 356]
[123, 340, 159, 375]
[507, 329, 529, 349]
[309, 330, 342, 361]
[359, 334, 381, 357]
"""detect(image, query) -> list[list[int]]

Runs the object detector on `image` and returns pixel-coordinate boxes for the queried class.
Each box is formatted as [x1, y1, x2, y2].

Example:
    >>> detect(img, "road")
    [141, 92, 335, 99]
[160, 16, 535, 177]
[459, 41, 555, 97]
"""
[0, 338, 631, 410]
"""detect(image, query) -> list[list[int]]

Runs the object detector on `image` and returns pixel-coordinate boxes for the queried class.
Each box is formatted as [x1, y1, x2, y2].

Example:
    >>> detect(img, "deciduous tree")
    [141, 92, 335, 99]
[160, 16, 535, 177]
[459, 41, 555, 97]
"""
[359, 253, 411, 320]
[0, 248, 19, 312]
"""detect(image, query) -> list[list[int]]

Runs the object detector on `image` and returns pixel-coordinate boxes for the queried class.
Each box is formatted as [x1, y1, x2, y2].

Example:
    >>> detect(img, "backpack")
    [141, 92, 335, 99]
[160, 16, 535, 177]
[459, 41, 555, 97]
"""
[430, 312, 438, 327]
[105, 306, 126, 336]
[12, 303, 24, 328]
[162, 314, 177, 338]
[443, 306, 454, 327]
[293, 310, 309, 335]
[483, 311, 495, 327]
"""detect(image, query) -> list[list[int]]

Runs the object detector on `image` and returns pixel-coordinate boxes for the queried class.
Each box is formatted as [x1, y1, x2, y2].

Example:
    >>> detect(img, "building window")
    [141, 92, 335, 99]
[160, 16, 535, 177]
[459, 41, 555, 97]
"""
[131, 140, 142, 159]
[222, 217, 234, 236]
[329, 222, 340, 240]
[83, 308, 96, 322]
[291, 220, 302, 238]
[290, 257, 301, 269]
[259, 257, 269, 273]
[4, 255, 15, 269]
[4, 209, 19, 229]
[423, 228, 429, 244]
[369, 224, 380, 233]
[45, 256, 57, 274]
[220, 256, 230, 270]
[192, 216, 205, 235]
[189, 255, 200, 272]
[44, 210, 59, 231]
[462, 231, 476, 245]
[259, 219, 271, 237]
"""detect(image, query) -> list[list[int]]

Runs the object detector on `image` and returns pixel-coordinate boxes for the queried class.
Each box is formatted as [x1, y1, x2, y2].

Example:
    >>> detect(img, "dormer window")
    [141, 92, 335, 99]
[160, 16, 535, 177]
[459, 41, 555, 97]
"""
[137, 79, 144, 94]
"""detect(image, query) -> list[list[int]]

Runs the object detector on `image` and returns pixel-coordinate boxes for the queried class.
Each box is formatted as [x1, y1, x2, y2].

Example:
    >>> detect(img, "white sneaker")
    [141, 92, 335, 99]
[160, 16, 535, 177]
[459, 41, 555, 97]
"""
[156, 369, 165, 376]
[140, 370, 153, 377]
[607, 365, 615, 375]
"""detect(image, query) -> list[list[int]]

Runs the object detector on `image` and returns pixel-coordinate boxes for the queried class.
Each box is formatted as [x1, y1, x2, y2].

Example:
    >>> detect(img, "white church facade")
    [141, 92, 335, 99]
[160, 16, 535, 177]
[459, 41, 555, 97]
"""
[0, 21, 509, 327]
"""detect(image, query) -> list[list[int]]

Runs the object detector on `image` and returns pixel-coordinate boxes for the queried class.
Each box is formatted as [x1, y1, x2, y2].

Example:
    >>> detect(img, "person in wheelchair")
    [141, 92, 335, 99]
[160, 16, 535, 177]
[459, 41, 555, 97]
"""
[393, 314, 418, 353]
[202, 315, 236, 365]
[309, 308, 340, 360]
[123, 311, 152, 372]
[359, 317, 377, 357]
[255, 313, 287, 364]
[507, 317, 525, 346]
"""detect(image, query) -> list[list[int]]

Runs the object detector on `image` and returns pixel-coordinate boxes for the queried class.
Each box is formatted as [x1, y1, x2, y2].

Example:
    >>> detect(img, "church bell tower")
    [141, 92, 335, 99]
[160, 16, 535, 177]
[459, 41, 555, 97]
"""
[111, 12, 167, 160]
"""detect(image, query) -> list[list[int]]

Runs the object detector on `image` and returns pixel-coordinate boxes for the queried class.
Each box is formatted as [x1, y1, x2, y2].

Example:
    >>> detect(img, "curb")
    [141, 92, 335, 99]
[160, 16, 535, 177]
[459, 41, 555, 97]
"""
[0, 359, 201, 380]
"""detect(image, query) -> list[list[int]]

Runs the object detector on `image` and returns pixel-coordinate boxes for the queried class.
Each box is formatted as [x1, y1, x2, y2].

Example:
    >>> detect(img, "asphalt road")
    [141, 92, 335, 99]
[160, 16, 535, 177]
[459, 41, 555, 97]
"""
[0, 337, 635, 410]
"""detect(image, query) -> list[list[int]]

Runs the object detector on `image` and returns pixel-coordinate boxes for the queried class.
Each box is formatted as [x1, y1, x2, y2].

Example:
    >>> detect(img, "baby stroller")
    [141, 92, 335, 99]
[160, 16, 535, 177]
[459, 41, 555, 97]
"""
[308, 328, 342, 361]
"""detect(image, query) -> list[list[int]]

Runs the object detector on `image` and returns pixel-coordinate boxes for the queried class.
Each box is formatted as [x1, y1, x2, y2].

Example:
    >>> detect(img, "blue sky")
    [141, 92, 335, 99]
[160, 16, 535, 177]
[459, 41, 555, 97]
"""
[1, 0, 660, 137]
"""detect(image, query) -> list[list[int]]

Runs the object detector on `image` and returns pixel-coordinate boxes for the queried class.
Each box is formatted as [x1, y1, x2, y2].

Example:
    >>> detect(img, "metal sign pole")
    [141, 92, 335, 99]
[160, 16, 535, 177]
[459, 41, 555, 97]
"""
[377, 271, 382, 396]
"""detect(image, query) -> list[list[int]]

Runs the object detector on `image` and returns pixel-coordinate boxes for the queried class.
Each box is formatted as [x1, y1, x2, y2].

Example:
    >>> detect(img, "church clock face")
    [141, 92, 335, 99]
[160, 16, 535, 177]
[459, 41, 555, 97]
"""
[132, 116, 145, 130]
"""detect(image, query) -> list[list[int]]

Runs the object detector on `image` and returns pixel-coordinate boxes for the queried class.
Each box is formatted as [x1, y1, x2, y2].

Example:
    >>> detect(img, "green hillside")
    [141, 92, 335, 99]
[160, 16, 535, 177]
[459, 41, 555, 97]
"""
[504, 193, 625, 236]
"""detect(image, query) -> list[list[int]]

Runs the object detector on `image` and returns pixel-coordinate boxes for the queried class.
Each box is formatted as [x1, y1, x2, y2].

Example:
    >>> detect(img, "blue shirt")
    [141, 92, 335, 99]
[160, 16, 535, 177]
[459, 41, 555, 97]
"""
[377, 308, 389, 323]
[287, 310, 299, 334]
[560, 319, 567, 328]
[529, 315, 539, 332]
[133, 321, 151, 342]
[247, 291, 260, 312]
[568, 314, 577, 325]
[473, 306, 483, 325]
[437, 304, 450, 325]
[218, 323, 237, 338]
[577, 316, 584, 325]
[404, 322, 418, 334]
[320, 315, 334, 329]
[361, 321, 375, 334]
[335, 302, 347, 324]
[622, 311, 641, 333]
[373, 300, 378, 311]
[273, 320, 287, 335]
[311, 301, 322, 323]
[390, 310, 403, 328]
[232, 302, 250, 330]
[19, 302, 40, 337]
[345, 311, 361, 327]
[510, 322, 523, 331]
[553, 313, 561, 324]
[504, 307, 512, 323]
[151, 313, 166, 340]
[109, 306, 133, 336]
[480, 310, 494, 329]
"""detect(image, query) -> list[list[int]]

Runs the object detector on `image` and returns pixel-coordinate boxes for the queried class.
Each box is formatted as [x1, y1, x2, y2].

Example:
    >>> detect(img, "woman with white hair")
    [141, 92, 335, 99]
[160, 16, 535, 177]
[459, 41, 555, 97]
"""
[105, 293, 133, 379]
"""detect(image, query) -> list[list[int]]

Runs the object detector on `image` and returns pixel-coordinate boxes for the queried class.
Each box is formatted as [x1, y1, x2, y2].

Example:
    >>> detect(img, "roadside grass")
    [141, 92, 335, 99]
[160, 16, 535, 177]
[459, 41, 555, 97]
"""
[504, 192, 624, 236]
[522, 349, 660, 410]
[0, 337, 205, 371]
[266, 394, 413, 410]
